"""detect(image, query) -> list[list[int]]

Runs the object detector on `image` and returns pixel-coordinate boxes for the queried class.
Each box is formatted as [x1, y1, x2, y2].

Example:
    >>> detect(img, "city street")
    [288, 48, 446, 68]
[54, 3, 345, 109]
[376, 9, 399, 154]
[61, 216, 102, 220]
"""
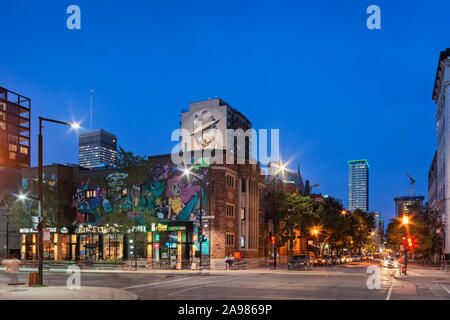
[1, 261, 449, 300]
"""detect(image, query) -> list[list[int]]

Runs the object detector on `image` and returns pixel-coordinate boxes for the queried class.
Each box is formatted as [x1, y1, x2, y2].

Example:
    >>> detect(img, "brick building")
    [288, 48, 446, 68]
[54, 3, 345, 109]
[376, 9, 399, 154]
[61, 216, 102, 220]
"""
[17, 155, 266, 269]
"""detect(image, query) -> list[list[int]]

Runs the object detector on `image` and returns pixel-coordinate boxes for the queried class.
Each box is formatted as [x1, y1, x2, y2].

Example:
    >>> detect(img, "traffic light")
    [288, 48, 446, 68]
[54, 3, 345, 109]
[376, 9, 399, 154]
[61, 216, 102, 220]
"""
[271, 236, 276, 244]
[407, 237, 413, 248]
[403, 236, 415, 249]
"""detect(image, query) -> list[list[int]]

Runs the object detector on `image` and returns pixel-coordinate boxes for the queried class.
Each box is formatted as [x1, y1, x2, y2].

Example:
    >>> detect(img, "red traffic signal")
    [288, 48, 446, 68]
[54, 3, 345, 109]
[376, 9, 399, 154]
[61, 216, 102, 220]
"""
[271, 236, 276, 244]
[403, 236, 414, 248]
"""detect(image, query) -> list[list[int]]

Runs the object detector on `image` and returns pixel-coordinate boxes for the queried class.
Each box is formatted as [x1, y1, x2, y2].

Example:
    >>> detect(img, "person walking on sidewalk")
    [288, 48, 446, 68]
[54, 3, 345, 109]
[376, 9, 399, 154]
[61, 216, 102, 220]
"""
[3, 254, 21, 284]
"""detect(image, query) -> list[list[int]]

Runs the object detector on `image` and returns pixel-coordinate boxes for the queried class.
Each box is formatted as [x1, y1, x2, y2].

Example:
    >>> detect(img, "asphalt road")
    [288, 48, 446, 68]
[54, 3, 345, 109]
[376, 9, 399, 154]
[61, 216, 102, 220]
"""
[1, 261, 449, 300]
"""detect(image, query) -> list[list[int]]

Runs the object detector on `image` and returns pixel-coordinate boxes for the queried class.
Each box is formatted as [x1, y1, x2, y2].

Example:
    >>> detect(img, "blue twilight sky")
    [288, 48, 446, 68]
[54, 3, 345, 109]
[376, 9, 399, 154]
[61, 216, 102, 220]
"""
[1, 0, 449, 224]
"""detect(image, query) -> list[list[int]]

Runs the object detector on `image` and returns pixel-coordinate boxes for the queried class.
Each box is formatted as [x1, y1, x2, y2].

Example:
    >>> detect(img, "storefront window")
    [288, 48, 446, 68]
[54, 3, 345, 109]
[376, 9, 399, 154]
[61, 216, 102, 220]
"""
[80, 234, 101, 261]
[103, 234, 123, 259]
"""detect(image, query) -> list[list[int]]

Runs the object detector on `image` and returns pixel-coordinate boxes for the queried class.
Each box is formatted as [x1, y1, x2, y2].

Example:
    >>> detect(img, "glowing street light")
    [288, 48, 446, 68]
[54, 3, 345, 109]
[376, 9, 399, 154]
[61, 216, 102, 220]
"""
[402, 215, 409, 225]
[181, 167, 192, 177]
[70, 122, 81, 130]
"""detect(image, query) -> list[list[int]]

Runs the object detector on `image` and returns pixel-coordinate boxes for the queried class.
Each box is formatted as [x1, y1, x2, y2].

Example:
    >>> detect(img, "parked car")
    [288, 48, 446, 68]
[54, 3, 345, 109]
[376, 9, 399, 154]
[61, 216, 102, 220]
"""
[331, 256, 341, 265]
[336, 255, 346, 264]
[288, 254, 313, 270]
[343, 255, 352, 263]
[351, 255, 360, 262]
[321, 256, 333, 266]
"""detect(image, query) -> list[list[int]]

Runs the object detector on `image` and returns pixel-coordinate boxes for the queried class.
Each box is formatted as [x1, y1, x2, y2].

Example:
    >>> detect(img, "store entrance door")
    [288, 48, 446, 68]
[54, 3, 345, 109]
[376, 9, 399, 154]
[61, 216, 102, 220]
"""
[85, 244, 97, 262]
[169, 248, 178, 269]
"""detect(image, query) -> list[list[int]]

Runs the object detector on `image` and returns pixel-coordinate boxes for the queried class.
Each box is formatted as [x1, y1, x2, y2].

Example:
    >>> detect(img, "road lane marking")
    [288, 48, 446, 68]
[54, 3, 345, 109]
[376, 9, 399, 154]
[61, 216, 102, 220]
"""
[438, 284, 450, 296]
[168, 277, 248, 296]
[386, 285, 393, 300]
[121, 277, 191, 290]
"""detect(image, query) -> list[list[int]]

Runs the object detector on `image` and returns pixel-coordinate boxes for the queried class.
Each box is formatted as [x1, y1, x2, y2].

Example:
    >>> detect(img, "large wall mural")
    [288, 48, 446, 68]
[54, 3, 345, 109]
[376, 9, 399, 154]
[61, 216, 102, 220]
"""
[72, 162, 208, 227]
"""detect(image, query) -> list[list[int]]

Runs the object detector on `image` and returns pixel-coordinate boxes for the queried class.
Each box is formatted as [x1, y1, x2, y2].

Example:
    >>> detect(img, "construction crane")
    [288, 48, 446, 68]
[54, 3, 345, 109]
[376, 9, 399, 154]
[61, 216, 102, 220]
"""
[407, 173, 415, 197]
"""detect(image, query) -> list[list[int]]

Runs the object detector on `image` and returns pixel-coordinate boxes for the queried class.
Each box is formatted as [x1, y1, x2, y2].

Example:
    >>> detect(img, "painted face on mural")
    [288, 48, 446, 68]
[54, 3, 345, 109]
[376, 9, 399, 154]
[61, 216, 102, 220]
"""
[192, 109, 221, 149]
[170, 181, 182, 197]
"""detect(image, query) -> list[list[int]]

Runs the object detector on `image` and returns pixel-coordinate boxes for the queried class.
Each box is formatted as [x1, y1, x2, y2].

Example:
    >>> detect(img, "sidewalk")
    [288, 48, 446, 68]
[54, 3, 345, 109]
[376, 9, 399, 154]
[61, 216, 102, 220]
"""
[0, 284, 137, 300]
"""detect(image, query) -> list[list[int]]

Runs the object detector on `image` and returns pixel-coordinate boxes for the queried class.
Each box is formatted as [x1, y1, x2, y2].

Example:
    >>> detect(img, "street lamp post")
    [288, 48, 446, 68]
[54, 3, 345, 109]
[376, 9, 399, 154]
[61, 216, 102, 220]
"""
[181, 166, 204, 269]
[271, 162, 286, 270]
[312, 228, 319, 257]
[402, 215, 409, 275]
[37, 117, 79, 285]
[0, 200, 8, 259]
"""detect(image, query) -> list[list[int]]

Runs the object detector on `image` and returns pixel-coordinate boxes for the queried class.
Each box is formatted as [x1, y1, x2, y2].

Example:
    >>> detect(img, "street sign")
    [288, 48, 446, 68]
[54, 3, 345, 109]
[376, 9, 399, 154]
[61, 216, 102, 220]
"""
[32, 216, 39, 229]
[43, 228, 51, 242]
[202, 216, 215, 219]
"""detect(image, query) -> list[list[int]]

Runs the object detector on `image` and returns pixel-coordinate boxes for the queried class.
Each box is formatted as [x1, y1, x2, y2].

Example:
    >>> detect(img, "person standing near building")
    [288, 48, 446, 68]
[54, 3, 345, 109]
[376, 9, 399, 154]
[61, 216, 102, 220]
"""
[225, 254, 230, 270]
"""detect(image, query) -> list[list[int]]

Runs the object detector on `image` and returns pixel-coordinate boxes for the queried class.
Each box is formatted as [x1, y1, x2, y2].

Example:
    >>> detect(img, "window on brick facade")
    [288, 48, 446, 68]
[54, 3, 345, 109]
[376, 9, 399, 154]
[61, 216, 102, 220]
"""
[241, 207, 245, 220]
[226, 233, 234, 246]
[226, 174, 235, 188]
[241, 236, 245, 248]
[226, 204, 235, 217]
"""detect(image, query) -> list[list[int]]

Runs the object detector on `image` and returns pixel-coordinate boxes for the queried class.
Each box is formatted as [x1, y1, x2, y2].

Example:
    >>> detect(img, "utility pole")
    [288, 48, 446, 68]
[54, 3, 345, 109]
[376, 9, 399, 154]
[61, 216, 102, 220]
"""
[0, 200, 8, 259]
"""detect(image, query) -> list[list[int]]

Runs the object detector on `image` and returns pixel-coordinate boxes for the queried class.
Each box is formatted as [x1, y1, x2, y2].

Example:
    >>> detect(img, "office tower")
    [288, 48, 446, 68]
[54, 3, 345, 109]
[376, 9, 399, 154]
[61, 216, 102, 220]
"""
[78, 129, 117, 169]
[432, 48, 450, 257]
[348, 159, 369, 211]
[394, 196, 424, 218]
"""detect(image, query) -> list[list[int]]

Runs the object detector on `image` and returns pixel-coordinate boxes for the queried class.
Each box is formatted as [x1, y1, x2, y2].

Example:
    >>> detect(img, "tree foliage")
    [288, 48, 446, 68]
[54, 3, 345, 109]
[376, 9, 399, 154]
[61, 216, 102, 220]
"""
[276, 192, 377, 255]
[95, 146, 157, 232]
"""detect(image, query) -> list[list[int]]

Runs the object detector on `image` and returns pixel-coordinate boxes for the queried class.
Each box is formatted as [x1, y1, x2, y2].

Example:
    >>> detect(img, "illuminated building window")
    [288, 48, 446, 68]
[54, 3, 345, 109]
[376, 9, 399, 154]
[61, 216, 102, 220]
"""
[9, 152, 16, 160]
[20, 146, 28, 155]
[9, 144, 17, 152]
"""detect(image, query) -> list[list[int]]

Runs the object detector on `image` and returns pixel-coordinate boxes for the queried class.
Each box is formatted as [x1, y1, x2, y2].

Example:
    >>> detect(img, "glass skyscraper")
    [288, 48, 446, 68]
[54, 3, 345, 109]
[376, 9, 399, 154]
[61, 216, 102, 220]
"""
[78, 129, 117, 169]
[348, 159, 369, 212]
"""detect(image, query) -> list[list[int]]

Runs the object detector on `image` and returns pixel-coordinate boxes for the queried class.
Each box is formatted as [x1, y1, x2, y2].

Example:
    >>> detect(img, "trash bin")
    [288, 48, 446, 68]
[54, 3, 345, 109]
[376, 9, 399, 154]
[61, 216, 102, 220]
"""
[28, 272, 38, 287]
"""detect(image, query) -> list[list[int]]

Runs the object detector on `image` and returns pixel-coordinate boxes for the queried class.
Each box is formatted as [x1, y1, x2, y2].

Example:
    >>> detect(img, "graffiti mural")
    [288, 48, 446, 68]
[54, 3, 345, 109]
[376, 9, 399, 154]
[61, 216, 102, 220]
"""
[72, 162, 209, 227]
[72, 180, 109, 224]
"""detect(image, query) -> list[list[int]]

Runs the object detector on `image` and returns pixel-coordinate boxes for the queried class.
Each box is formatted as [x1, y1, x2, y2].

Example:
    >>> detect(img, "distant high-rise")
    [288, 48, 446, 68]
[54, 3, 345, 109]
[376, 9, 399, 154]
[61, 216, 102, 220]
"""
[348, 159, 369, 211]
[78, 129, 117, 169]
[394, 196, 424, 218]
